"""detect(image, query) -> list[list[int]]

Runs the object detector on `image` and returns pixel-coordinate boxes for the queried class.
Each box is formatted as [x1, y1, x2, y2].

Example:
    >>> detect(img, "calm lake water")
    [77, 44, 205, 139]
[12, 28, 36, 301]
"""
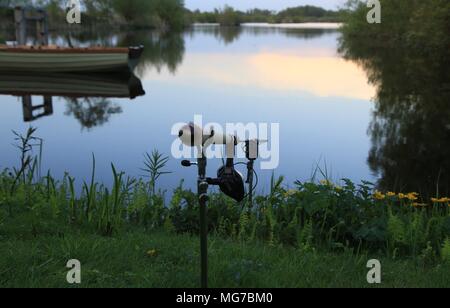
[0, 24, 378, 193]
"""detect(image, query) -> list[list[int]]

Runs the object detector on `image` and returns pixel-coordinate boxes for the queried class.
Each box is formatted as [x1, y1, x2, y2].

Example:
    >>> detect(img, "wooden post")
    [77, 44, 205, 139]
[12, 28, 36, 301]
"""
[14, 7, 26, 45]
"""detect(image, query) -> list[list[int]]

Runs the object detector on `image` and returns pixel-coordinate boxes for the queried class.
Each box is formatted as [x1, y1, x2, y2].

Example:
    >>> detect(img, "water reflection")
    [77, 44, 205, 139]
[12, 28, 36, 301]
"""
[188, 25, 338, 45]
[340, 36, 450, 197]
[118, 31, 185, 75]
[188, 26, 243, 45]
[242, 26, 338, 40]
[64, 97, 122, 130]
[0, 71, 145, 128]
[148, 29, 374, 100]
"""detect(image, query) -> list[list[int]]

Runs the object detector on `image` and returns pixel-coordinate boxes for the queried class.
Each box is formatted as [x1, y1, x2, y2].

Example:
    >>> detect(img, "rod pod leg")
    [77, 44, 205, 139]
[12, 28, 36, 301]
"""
[199, 190, 208, 288]
[198, 155, 208, 288]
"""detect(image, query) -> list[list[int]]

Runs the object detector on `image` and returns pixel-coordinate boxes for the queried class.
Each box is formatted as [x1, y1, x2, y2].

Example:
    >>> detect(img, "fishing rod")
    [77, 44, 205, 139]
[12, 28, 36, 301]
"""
[178, 122, 263, 288]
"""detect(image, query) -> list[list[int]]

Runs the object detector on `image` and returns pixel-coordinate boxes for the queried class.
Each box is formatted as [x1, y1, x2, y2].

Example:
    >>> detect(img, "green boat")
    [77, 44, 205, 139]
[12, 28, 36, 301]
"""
[0, 45, 144, 73]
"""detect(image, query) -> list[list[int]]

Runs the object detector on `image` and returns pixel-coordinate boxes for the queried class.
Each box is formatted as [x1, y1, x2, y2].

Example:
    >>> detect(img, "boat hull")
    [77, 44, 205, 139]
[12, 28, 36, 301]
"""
[0, 46, 143, 73]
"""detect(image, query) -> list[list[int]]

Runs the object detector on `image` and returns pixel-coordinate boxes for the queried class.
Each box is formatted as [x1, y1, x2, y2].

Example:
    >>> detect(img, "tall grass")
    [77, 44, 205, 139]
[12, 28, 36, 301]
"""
[141, 150, 171, 195]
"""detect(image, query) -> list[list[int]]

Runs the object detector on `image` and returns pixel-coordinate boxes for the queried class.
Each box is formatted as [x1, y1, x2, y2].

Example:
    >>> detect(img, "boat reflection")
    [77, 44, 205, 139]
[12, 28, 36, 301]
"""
[0, 71, 145, 125]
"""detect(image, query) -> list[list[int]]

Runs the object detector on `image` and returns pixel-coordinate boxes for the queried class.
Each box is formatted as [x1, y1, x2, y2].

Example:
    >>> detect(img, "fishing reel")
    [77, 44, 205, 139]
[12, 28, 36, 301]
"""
[182, 158, 246, 202]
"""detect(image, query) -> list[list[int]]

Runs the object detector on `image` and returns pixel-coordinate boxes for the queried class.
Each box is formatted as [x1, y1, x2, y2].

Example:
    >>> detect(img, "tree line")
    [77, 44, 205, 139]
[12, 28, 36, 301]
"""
[0, 1, 343, 30]
[186, 5, 343, 26]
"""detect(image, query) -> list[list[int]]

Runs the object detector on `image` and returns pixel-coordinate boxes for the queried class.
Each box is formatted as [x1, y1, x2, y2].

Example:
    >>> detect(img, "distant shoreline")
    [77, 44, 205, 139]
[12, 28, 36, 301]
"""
[191, 22, 343, 30]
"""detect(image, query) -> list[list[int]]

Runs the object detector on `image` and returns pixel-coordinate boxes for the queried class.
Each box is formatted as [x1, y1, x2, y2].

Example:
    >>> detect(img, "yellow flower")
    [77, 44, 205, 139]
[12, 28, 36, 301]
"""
[147, 249, 158, 257]
[398, 193, 408, 199]
[373, 191, 386, 200]
[387, 192, 396, 197]
[431, 197, 450, 203]
[406, 193, 419, 201]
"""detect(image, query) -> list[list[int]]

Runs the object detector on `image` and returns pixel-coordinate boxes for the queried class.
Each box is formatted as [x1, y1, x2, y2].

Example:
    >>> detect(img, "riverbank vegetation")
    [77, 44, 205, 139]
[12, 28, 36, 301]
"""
[341, 0, 450, 48]
[0, 128, 449, 287]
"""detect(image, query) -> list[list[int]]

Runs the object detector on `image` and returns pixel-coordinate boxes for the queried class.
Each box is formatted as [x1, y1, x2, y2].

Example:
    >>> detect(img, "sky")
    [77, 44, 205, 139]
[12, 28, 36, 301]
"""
[185, 0, 346, 12]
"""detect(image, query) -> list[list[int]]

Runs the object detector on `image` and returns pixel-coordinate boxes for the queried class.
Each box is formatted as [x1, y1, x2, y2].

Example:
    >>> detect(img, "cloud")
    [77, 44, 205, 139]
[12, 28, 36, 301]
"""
[144, 52, 375, 100]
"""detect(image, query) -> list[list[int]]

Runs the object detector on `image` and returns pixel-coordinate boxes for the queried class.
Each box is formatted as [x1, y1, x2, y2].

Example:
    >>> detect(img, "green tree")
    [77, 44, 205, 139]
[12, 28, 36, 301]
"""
[154, 0, 186, 30]
[217, 5, 241, 26]
[111, 0, 155, 26]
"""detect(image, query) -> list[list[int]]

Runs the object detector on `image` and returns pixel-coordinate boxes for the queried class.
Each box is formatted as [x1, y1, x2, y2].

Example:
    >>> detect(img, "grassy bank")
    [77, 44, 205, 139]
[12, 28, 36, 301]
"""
[1, 224, 449, 288]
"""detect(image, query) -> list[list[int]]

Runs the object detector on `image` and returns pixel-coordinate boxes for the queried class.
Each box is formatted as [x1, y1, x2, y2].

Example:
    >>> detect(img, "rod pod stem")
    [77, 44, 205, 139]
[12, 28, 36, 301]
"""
[197, 154, 208, 288]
